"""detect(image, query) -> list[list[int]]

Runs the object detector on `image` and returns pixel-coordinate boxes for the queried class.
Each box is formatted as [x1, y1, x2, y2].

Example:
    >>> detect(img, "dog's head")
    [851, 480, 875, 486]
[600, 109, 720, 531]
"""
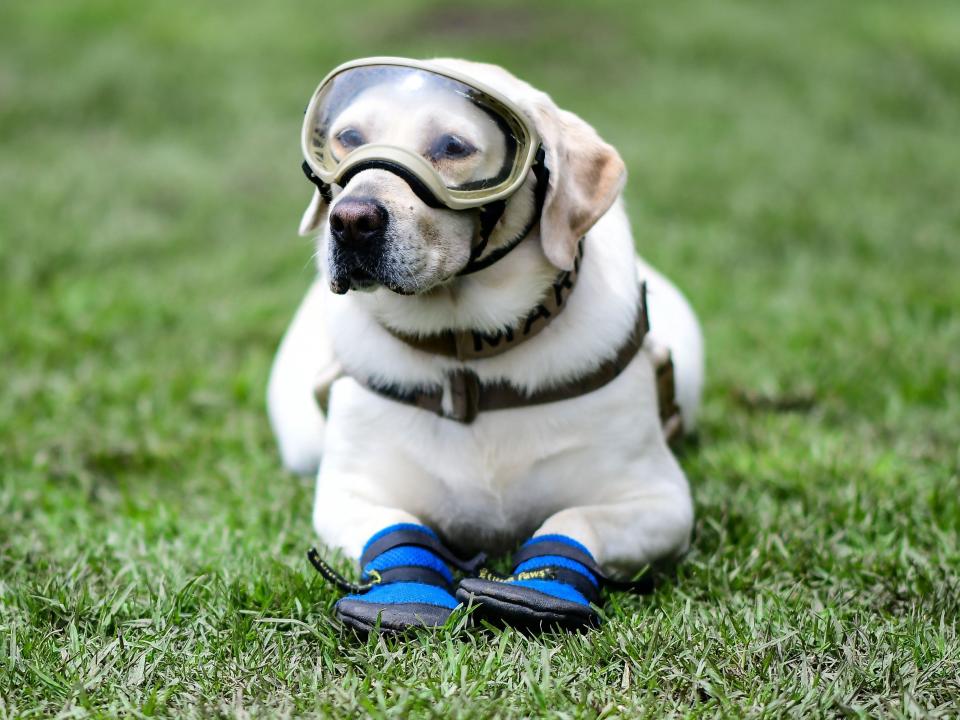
[299, 59, 626, 294]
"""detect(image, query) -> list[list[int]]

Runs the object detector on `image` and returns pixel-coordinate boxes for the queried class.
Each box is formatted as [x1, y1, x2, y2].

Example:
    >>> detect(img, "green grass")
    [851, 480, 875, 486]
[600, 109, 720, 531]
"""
[2, 0, 958, 716]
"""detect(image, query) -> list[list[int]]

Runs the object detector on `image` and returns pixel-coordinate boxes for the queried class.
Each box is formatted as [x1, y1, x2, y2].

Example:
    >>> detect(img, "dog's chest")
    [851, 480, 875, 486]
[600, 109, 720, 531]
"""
[326, 356, 659, 551]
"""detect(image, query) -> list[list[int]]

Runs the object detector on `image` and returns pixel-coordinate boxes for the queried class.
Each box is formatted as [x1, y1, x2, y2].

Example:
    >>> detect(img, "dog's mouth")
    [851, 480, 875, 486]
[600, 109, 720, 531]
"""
[329, 262, 416, 296]
[329, 264, 376, 295]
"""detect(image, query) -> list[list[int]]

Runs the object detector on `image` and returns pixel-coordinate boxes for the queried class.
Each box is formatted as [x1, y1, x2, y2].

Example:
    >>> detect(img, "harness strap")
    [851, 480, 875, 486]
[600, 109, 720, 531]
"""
[365, 282, 651, 424]
[383, 241, 583, 361]
[658, 355, 683, 444]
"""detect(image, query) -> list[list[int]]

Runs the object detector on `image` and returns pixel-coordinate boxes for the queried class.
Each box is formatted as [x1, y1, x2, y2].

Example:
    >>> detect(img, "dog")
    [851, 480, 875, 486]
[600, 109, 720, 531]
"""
[267, 58, 704, 630]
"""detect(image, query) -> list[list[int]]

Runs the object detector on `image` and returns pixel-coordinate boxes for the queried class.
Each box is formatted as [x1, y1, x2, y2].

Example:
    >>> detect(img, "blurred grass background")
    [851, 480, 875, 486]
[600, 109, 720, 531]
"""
[1, 0, 958, 716]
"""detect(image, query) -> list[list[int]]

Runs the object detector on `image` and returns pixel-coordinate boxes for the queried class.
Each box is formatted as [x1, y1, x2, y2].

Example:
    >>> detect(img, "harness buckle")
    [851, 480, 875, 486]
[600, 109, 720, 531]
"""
[444, 368, 481, 424]
[452, 332, 474, 362]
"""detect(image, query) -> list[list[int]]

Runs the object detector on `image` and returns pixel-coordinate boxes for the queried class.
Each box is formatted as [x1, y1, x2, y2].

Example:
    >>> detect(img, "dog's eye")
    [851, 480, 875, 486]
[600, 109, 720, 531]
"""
[428, 134, 477, 161]
[335, 127, 366, 150]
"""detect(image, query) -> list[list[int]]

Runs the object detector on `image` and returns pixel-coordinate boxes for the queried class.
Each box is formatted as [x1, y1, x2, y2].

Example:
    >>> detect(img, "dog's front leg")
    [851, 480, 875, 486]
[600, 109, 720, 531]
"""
[312, 477, 423, 560]
[312, 389, 482, 631]
[531, 474, 694, 575]
[457, 453, 693, 628]
[312, 474, 478, 632]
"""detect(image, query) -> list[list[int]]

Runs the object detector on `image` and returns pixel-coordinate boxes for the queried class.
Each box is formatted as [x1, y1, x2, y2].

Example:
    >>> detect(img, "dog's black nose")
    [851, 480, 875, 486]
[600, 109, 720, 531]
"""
[329, 198, 387, 247]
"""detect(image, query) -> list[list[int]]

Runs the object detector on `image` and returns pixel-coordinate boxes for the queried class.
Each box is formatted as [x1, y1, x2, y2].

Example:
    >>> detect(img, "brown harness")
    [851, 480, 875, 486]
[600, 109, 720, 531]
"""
[383, 243, 585, 361]
[332, 243, 683, 443]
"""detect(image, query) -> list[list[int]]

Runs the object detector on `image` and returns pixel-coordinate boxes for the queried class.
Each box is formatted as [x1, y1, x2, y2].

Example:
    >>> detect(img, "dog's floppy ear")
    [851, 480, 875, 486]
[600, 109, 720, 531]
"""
[530, 102, 626, 270]
[298, 189, 329, 236]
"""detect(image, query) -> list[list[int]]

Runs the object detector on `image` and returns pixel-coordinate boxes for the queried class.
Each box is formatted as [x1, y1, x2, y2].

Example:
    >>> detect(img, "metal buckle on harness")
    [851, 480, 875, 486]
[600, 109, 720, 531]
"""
[444, 368, 481, 424]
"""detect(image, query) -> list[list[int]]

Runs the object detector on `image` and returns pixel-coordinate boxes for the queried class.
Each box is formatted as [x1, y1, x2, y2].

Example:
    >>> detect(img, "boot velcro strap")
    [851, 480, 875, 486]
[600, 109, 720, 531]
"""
[532, 566, 601, 603]
[512, 541, 655, 595]
[369, 565, 453, 590]
[361, 528, 486, 574]
[512, 541, 604, 577]
[478, 565, 600, 604]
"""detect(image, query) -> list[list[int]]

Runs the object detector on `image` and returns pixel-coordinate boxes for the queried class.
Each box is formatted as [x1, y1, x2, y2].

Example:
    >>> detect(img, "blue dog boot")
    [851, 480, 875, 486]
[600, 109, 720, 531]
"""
[308, 524, 483, 634]
[456, 535, 652, 630]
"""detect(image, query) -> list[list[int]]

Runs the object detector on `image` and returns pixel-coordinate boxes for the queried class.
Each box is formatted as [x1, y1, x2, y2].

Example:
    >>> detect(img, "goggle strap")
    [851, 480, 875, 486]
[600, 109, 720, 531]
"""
[458, 145, 550, 276]
[301, 161, 333, 203]
[466, 199, 507, 267]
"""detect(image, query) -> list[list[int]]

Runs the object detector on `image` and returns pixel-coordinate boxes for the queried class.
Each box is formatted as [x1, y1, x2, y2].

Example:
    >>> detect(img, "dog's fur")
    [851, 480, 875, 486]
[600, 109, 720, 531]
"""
[268, 59, 703, 575]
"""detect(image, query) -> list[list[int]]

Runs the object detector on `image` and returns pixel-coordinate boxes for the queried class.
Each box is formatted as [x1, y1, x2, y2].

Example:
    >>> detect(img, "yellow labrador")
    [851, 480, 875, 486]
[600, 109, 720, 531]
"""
[268, 59, 703, 621]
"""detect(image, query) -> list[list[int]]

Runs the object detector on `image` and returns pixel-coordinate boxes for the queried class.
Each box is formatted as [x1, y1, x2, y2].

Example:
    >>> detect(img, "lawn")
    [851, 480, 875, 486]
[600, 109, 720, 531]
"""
[2, 0, 958, 716]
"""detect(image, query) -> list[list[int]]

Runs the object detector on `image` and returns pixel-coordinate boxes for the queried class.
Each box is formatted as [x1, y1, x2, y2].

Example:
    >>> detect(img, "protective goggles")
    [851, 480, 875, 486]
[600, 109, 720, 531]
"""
[300, 57, 542, 211]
